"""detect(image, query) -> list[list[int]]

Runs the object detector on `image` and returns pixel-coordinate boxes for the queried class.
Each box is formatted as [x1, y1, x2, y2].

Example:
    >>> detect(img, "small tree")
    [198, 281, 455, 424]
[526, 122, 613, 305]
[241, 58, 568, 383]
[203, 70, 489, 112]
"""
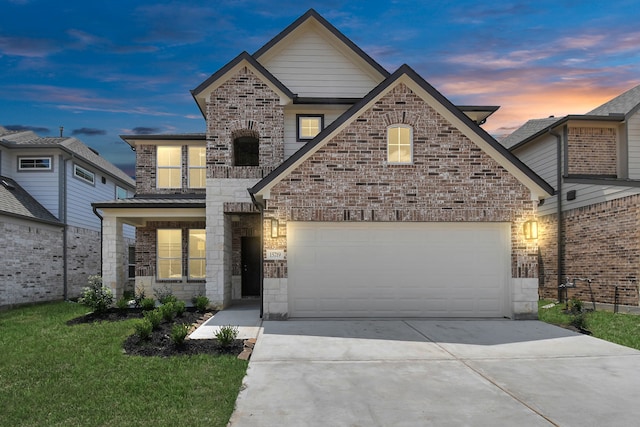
[78, 275, 114, 314]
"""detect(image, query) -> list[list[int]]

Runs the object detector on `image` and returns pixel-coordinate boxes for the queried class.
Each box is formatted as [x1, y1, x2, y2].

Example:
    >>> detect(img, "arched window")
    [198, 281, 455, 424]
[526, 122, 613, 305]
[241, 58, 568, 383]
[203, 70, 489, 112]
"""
[387, 124, 413, 164]
[234, 135, 259, 166]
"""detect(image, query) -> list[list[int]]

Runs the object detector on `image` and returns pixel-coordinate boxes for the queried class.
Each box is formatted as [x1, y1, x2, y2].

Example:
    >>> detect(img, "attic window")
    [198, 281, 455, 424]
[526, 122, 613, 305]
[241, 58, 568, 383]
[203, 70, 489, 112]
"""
[297, 115, 324, 141]
[74, 164, 95, 185]
[19, 156, 52, 171]
[234, 136, 259, 166]
[387, 124, 413, 164]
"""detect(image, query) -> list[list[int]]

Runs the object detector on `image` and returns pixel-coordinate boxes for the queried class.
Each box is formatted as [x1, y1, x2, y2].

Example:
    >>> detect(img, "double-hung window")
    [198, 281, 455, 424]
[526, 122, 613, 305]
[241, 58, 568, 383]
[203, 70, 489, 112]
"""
[157, 146, 181, 188]
[157, 229, 182, 279]
[188, 146, 206, 188]
[188, 229, 206, 279]
[387, 124, 413, 164]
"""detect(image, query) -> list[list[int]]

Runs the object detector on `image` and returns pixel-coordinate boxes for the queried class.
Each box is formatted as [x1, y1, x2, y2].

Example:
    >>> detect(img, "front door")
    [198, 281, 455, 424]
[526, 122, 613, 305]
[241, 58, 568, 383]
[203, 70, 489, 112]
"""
[241, 236, 261, 297]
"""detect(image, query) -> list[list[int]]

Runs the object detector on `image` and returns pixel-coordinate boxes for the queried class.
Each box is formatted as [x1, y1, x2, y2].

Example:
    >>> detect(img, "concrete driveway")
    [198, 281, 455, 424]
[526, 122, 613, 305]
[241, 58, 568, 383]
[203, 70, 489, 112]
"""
[228, 319, 640, 426]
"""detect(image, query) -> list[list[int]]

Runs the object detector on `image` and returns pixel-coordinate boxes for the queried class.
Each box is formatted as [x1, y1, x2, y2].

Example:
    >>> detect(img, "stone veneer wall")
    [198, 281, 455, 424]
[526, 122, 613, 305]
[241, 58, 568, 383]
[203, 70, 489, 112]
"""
[0, 218, 64, 308]
[262, 83, 539, 319]
[538, 194, 640, 306]
[567, 127, 617, 176]
[135, 220, 206, 302]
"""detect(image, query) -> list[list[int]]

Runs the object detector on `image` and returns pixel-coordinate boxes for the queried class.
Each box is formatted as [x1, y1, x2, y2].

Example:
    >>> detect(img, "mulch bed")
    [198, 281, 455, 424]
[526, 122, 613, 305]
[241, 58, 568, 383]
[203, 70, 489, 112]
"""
[67, 307, 244, 357]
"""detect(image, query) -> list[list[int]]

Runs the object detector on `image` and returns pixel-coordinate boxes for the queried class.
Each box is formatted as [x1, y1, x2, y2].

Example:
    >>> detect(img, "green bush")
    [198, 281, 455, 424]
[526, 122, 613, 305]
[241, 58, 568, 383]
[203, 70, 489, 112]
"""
[154, 285, 177, 305]
[569, 298, 584, 314]
[160, 303, 176, 322]
[215, 325, 238, 347]
[134, 319, 153, 340]
[170, 324, 190, 346]
[78, 275, 113, 314]
[174, 300, 186, 317]
[116, 297, 130, 312]
[192, 295, 209, 313]
[571, 312, 589, 330]
[140, 297, 156, 311]
[143, 309, 163, 330]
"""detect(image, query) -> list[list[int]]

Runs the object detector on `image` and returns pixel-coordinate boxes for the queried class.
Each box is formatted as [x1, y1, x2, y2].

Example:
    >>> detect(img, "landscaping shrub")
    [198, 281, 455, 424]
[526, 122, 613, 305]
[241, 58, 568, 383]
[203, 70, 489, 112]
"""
[569, 298, 584, 314]
[154, 285, 178, 305]
[140, 297, 156, 311]
[170, 324, 190, 346]
[192, 295, 209, 313]
[134, 319, 153, 340]
[174, 300, 186, 317]
[571, 312, 589, 331]
[116, 297, 130, 312]
[143, 309, 163, 330]
[78, 275, 113, 314]
[160, 303, 176, 322]
[216, 325, 238, 347]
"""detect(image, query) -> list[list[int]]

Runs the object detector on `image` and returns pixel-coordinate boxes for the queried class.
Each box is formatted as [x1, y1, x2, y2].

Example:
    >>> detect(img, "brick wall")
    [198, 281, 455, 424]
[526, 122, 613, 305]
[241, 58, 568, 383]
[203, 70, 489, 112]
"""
[65, 225, 102, 298]
[263, 83, 538, 279]
[538, 194, 640, 305]
[567, 127, 617, 176]
[0, 218, 63, 308]
[206, 66, 284, 178]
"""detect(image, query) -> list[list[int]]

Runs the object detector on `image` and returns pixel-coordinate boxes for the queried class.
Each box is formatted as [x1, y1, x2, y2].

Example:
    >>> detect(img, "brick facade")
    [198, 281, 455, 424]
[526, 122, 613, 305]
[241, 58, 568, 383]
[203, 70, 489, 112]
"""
[0, 219, 64, 308]
[135, 145, 207, 195]
[206, 66, 284, 178]
[263, 84, 538, 280]
[538, 194, 640, 305]
[567, 127, 617, 176]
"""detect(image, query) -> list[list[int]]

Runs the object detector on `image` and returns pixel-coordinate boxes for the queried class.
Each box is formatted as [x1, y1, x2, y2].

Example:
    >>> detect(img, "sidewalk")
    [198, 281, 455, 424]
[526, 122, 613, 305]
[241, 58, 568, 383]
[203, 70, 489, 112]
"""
[189, 304, 262, 340]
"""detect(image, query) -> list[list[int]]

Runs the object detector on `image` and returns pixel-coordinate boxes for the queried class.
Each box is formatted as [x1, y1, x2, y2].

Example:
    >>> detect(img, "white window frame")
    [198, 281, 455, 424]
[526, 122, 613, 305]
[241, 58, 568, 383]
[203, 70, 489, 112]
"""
[387, 124, 413, 164]
[188, 146, 206, 189]
[128, 245, 136, 280]
[116, 186, 128, 199]
[157, 146, 182, 189]
[18, 156, 52, 171]
[296, 114, 324, 141]
[157, 229, 182, 280]
[73, 164, 95, 185]
[188, 229, 206, 279]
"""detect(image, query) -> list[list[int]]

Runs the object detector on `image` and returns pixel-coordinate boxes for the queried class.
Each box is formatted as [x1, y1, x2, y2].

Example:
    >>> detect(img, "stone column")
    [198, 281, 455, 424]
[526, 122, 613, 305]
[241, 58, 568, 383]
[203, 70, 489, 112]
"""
[102, 215, 125, 299]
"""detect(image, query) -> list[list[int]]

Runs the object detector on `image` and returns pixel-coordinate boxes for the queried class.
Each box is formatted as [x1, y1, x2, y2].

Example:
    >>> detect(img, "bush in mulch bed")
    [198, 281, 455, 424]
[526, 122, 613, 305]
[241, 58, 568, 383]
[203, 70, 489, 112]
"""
[67, 306, 244, 357]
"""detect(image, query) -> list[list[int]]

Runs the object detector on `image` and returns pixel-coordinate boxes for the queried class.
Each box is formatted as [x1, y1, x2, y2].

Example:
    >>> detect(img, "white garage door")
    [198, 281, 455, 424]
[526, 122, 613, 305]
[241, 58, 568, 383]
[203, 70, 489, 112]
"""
[287, 222, 510, 318]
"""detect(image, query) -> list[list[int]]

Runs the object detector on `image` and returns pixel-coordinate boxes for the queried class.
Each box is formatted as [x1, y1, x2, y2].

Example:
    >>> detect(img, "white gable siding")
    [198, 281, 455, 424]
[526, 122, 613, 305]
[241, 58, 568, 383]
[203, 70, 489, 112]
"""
[627, 112, 640, 179]
[283, 105, 350, 158]
[512, 134, 558, 189]
[259, 30, 381, 98]
[12, 151, 60, 218]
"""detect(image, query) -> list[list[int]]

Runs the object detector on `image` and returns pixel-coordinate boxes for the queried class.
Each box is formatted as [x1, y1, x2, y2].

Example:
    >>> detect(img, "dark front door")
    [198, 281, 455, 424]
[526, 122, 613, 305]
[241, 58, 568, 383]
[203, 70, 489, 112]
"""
[241, 236, 261, 297]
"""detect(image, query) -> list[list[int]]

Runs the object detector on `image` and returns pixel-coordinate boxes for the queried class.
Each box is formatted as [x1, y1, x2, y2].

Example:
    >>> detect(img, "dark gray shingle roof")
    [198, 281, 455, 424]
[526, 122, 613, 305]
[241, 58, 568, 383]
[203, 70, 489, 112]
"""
[587, 83, 640, 116]
[0, 176, 61, 224]
[500, 117, 561, 149]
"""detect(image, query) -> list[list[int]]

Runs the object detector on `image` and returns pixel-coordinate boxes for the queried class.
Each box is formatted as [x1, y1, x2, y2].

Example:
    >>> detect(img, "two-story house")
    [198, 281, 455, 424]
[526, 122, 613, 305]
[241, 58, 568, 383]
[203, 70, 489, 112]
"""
[95, 9, 553, 319]
[502, 84, 640, 310]
[0, 126, 135, 308]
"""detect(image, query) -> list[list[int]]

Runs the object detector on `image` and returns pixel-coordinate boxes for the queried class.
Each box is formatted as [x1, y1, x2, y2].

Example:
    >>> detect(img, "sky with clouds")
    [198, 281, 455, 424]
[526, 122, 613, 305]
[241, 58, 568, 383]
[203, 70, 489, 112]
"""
[1, 0, 640, 176]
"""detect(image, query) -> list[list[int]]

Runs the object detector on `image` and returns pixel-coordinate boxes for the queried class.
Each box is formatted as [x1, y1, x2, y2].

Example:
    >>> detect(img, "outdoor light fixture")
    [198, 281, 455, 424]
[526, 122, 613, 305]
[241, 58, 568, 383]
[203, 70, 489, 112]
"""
[523, 219, 538, 240]
[271, 219, 279, 238]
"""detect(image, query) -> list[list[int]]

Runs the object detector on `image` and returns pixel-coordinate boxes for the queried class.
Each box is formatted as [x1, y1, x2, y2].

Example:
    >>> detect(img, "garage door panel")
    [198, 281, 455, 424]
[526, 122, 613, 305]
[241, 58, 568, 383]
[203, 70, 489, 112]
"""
[288, 222, 510, 318]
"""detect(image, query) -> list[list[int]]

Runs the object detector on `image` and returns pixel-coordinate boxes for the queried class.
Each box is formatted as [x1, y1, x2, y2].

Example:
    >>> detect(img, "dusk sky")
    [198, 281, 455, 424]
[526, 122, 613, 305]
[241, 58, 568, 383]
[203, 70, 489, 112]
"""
[2, 0, 640, 176]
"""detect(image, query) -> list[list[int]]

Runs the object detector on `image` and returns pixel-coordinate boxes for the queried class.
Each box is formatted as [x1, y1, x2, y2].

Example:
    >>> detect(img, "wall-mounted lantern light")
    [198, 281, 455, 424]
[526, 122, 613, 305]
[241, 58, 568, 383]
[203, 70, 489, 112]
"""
[523, 219, 538, 240]
[271, 219, 279, 238]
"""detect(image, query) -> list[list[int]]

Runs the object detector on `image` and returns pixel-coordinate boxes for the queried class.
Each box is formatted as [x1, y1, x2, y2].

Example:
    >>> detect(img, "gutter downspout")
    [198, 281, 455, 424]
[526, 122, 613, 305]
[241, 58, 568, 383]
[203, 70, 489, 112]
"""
[92, 207, 103, 269]
[549, 127, 564, 300]
[60, 155, 69, 301]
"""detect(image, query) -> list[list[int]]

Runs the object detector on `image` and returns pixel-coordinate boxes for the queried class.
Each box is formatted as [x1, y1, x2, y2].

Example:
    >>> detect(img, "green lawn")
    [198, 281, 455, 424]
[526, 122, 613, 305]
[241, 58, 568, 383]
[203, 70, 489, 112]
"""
[538, 299, 640, 351]
[0, 302, 248, 427]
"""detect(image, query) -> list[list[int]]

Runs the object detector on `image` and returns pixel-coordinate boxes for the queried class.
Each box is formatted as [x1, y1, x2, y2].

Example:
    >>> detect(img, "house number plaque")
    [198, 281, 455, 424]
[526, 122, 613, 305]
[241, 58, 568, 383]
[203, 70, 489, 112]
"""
[265, 249, 285, 260]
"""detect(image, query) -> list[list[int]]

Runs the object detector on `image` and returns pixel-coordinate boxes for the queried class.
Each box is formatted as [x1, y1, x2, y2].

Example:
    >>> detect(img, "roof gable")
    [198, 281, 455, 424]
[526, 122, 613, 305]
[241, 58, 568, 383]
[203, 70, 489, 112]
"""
[250, 65, 553, 199]
[254, 9, 388, 87]
[588, 83, 640, 116]
[0, 176, 60, 225]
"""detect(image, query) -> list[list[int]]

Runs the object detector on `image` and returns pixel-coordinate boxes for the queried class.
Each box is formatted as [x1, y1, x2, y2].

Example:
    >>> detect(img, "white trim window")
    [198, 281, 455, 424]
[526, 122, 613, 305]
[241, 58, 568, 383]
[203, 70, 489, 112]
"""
[387, 124, 413, 164]
[157, 146, 182, 188]
[19, 156, 52, 171]
[297, 114, 324, 141]
[188, 229, 206, 279]
[116, 186, 128, 199]
[157, 229, 182, 280]
[74, 164, 95, 184]
[188, 146, 206, 188]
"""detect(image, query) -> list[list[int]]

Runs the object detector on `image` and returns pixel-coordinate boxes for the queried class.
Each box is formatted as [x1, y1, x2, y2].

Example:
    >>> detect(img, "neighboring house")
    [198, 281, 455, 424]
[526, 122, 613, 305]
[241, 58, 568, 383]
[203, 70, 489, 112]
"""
[95, 9, 553, 319]
[0, 127, 136, 308]
[502, 84, 640, 309]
